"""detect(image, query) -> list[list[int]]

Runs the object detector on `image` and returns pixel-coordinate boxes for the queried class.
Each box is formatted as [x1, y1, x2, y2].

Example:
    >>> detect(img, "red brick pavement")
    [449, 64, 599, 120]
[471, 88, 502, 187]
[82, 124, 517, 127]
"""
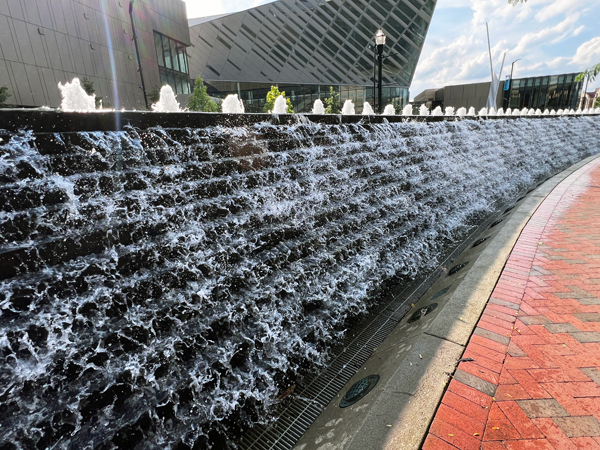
[424, 158, 600, 449]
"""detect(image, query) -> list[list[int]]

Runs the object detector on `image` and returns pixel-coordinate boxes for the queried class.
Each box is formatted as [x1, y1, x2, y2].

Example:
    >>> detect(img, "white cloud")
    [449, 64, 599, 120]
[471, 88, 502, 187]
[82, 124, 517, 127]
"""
[410, 0, 600, 98]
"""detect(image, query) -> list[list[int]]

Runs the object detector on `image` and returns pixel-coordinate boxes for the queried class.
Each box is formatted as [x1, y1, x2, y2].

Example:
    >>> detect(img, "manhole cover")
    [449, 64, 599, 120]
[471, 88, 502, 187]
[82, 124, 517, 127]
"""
[447, 262, 469, 276]
[407, 303, 438, 323]
[472, 237, 489, 248]
[489, 218, 504, 228]
[431, 286, 450, 300]
[339, 375, 380, 408]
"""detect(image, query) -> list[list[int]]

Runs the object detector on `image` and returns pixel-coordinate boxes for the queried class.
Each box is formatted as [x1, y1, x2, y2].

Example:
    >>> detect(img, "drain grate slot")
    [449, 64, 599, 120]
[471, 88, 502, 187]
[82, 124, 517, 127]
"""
[504, 205, 515, 214]
[489, 218, 504, 228]
[472, 236, 489, 247]
[431, 286, 450, 300]
[447, 261, 469, 276]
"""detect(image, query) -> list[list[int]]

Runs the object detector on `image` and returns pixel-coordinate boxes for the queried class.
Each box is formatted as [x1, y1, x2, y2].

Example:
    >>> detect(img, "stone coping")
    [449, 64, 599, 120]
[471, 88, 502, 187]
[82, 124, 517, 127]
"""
[0, 108, 598, 133]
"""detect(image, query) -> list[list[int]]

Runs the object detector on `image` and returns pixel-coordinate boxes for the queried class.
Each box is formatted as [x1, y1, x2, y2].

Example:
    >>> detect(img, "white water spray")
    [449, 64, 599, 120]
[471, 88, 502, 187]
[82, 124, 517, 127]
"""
[383, 104, 396, 115]
[467, 107, 476, 117]
[312, 99, 325, 114]
[222, 94, 245, 114]
[431, 106, 443, 116]
[444, 106, 455, 116]
[272, 95, 288, 114]
[362, 102, 375, 115]
[419, 105, 430, 116]
[341, 100, 355, 115]
[152, 85, 181, 112]
[456, 107, 467, 117]
[402, 104, 413, 116]
[478, 107, 488, 116]
[58, 78, 97, 112]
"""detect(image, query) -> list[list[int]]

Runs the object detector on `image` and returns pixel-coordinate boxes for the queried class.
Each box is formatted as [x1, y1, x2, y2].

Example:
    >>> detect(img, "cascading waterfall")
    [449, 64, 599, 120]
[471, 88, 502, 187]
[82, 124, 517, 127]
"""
[0, 115, 600, 449]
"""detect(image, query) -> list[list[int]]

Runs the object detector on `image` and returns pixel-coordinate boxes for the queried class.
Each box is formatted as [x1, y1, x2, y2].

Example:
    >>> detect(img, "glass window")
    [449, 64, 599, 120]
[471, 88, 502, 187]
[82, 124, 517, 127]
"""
[154, 31, 190, 94]
[154, 33, 164, 66]
[162, 35, 172, 69]
[170, 39, 180, 71]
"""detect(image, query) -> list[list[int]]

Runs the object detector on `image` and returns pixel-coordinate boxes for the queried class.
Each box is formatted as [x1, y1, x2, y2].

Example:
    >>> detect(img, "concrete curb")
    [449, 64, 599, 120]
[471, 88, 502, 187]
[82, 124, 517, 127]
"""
[293, 152, 600, 450]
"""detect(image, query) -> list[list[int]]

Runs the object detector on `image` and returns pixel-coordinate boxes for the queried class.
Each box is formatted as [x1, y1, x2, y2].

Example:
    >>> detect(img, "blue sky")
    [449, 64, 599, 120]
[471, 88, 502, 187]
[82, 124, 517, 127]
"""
[183, 0, 600, 100]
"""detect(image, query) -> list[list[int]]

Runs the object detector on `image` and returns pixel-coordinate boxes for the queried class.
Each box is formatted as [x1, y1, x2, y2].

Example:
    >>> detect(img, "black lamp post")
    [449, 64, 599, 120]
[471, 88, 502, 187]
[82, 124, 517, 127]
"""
[129, 0, 149, 110]
[375, 29, 386, 114]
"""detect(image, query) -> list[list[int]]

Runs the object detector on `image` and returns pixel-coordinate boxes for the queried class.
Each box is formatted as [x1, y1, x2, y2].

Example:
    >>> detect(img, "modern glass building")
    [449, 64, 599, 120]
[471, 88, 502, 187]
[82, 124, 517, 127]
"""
[0, 0, 190, 109]
[504, 73, 583, 111]
[188, 0, 437, 113]
[417, 72, 584, 112]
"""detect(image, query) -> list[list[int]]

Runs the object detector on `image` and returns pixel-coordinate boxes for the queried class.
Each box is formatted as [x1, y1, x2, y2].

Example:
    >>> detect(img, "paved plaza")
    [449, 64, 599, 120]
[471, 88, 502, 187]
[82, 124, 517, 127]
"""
[425, 157, 600, 449]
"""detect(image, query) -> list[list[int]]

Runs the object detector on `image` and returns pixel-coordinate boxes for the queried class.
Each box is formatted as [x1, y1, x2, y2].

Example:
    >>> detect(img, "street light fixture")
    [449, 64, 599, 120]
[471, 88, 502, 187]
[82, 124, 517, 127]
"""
[374, 29, 386, 114]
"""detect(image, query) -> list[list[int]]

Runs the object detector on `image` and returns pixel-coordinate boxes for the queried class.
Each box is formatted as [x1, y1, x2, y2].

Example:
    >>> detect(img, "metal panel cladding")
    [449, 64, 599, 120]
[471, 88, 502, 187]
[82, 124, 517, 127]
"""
[188, 0, 436, 88]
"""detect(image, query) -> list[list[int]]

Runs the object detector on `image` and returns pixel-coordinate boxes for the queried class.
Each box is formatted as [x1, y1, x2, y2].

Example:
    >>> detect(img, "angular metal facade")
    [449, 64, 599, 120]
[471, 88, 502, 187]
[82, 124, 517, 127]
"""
[0, 0, 190, 109]
[188, 0, 436, 112]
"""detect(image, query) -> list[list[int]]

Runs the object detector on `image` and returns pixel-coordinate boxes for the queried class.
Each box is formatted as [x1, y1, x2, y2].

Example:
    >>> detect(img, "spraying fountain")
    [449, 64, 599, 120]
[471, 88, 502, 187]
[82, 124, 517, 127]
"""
[362, 102, 375, 115]
[341, 99, 355, 115]
[151, 85, 181, 112]
[58, 77, 97, 112]
[272, 95, 288, 114]
[222, 94, 245, 113]
[312, 99, 325, 114]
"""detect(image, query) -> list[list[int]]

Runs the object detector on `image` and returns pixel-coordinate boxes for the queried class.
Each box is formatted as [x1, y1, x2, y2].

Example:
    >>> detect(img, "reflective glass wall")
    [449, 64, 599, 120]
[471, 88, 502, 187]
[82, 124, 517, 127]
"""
[506, 73, 583, 110]
[205, 80, 408, 113]
[154, 32, 191, 95]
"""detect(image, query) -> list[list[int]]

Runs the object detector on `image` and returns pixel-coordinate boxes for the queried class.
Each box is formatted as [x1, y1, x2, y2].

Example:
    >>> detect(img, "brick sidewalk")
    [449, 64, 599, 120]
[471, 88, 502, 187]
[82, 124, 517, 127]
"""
[424, 158, 600, 450]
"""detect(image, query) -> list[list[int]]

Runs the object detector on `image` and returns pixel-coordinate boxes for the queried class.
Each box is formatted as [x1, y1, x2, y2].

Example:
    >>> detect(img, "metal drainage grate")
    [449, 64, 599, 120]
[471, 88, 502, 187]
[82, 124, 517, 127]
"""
[237, 303, 410, 450]
[407, 303, 438, 323]
[431, 286, 450, 301]
[489, 218, 504, 228]
[339, 375, 379, 408]
[447, 262, 469, 276]
[472, 237, 489, 248]
[237, 193, 519, 450]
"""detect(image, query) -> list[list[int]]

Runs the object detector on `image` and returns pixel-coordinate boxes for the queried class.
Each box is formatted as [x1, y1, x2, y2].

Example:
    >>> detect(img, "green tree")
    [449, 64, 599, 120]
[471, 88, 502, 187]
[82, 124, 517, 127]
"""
[0, 86, 11, 108]
[594, 97, 600, 109]
[263, 85, 293, 113]
[324, 86, 340, 114]
[188, 77, 218, 112]
[81, 77, 101, 108]
[575, 63, 600, 83]
[148, 85, 160, 105]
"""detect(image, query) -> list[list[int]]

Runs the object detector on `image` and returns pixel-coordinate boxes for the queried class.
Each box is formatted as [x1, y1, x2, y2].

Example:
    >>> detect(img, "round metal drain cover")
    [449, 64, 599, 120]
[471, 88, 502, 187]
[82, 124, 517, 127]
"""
[407, 303, 438, 323]
[339, 375, 379, 408]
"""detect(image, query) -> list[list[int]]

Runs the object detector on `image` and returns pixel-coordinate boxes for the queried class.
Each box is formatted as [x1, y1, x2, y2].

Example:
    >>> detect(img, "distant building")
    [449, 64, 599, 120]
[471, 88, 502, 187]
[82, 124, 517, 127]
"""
[582, 88, 600, 110]
[414, 73, 584, 112]
[0, 0, 190, 109]
[187, 0, 437, 113]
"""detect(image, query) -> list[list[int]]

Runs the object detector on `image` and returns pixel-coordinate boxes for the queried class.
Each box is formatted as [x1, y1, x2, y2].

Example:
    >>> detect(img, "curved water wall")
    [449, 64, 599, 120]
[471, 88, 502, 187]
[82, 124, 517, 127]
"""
[1, 112, 600, 449]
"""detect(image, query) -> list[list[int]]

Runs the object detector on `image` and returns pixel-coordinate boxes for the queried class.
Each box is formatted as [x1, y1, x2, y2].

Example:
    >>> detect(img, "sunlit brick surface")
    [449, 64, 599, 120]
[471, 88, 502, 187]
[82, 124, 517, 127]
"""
[426, 157, 600, 449]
